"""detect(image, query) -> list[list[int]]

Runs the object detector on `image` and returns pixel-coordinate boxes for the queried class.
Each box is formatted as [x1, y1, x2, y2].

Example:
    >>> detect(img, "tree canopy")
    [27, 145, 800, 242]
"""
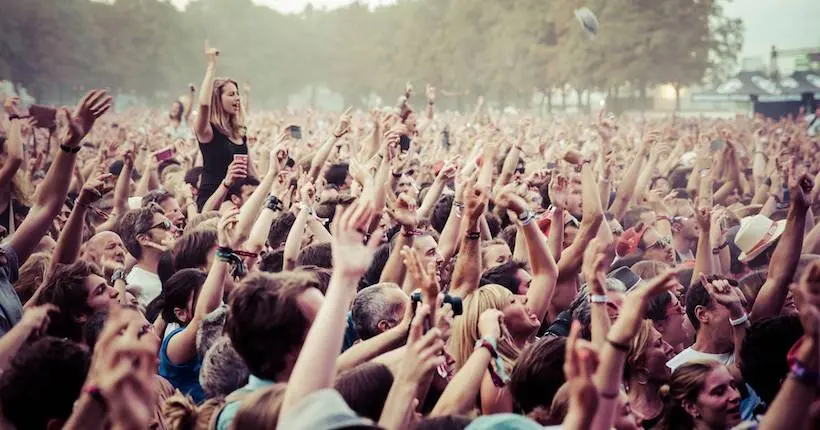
[0, 0, 743, 109]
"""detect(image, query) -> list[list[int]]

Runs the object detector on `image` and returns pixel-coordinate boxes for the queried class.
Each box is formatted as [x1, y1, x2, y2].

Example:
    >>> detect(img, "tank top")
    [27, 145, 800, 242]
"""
[159, 326, 205, 404]
[196, 126, 248, 210]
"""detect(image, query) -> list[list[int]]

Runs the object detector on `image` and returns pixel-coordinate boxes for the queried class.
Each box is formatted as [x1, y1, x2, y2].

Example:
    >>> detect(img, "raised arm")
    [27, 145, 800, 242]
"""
[51, 174, 113, 268]
[11, 91, 111, 265]
[308, 109, 351, 181]
[201, 159, 246, 212]
[183, 84, 196, 123]
[164, 209, 235, 365]
[96, 143, 135, 233]
[448, 179, 488, 299]
[690, 206, 715, 286]
[494, 186, 557, 322]
[194, 43, 218, 144]
[609, 133, 651, 220]
[417, 159, 456, 222]
[758, 263, 819, 430]
[280, 201, 382, 419]
[749, 170, 812, 321]
[231, 147, 283, 246]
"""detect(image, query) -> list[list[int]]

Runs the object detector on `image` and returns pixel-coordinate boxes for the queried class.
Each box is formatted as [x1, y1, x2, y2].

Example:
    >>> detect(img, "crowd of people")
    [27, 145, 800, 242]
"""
[0, 45, 819, 430]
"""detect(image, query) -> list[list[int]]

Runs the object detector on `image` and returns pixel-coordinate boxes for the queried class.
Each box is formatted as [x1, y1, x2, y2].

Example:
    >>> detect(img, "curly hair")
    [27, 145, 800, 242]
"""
[35, 260, 103, 342]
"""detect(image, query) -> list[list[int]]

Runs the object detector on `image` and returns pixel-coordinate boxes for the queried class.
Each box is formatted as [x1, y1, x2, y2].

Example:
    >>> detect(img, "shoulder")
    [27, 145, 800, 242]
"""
[0, 245, 20, 282]
[215, 399, 242, 430]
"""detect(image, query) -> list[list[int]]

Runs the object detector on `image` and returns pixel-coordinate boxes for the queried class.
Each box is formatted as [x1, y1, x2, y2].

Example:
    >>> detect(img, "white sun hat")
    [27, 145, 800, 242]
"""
[734, 214, 786, 263]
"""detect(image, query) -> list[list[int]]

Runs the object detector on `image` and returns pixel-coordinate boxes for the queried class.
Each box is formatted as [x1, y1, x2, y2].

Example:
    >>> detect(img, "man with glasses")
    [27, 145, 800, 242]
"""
[117, 203, 176, 308]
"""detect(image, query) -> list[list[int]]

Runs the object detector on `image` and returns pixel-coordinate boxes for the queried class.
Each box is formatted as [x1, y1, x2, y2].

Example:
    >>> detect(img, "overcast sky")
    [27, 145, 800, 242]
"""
[172, 0, 820, 60]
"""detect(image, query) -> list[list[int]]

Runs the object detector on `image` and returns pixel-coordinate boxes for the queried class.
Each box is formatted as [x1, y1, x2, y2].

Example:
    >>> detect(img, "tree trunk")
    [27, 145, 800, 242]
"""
[547, 91, 553, 114]
[674, 84, 681, 112]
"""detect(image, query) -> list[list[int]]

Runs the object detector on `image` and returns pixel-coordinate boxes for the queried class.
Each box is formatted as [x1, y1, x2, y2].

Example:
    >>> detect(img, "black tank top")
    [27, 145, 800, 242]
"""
[196, 126, 248, 210]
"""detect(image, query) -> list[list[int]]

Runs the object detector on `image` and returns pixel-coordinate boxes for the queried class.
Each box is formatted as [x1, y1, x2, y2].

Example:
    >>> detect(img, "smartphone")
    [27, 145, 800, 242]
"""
[154, 147, 176, 162]
[399, 135, 411, 152]
[28, 105, 57, 129]
[710, 139, 726, 152]
[287, 125, 302, 140]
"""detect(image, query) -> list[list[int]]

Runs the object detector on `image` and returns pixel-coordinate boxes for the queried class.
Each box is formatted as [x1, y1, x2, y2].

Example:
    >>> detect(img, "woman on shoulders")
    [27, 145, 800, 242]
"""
[193, 42, 250, 210]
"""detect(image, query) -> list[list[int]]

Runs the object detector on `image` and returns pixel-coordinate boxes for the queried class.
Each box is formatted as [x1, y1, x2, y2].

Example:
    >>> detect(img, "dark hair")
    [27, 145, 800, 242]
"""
[184, 166, 204, 189]
[430, 194, 454, 234]
[480, 260, 528, 294]
[740, 315, 803, 404]
[646, 290, 673, 322]
[351, 283, 404, 340]
[148, 269, 207, 326]
[668, 167, 692, 190]
[142, 189, 175, 208]
[315, 194, 356, 227]
[484, 211, 502, 238]
[174, 228, 218, 271]
[498, 225, 518, 252]
[259, 248, 285, 273]
[622, 207, 650, 230]
[36, 261, 103, 341]
[334, 363, 394, 422]
[358, 244, 391, 290]
[170, 100, 184, 121]
[324, 163, 349, 187]
[649, 176, 670, 190]
[296, 242, 333, 269]
[293, 265, 332, 295]
[268, 212, 296, 249]
[509, 336, 567, 414]
[685, 275, 737, 332]
[227, 176, 260, 201]
[0, 337, 90, 430]
[117, 204, 164, 259]
[227, 272, 318, 381]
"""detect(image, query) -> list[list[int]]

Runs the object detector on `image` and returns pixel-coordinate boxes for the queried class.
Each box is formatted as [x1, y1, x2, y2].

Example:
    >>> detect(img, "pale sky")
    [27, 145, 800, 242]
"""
[172, 0, 820, 60]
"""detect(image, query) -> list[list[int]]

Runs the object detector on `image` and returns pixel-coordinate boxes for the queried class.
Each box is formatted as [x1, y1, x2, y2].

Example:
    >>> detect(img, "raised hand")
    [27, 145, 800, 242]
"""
[562, 321, 600, 430]
[330, 200, 383, 279]
[2, 95, 23, 116]
[401, 245, 438, 301]
[79, 173, 115, 206]
[493, 184, 528, 217]
[218, 207, 240, 248]
[334, 107, 353, 138]
[614, 268, 681, 338]
[18, 304, 58, 339]
[205, 40, 219, 63]
[787, 158, 815, 209]
[700, 274, 744, 317]
[397, 303, 446, 384]
[582, 238, 611, 296]
[386, 191, 418, 229]
[463, 178, 489, 222]
[269, 142, 289, 172]
[477, 308, 504, 340]
[694, 206, 711, 231]
[793, 261, 820, 338]
[65, 90, 113, 145]
[549, 174, 569, 210]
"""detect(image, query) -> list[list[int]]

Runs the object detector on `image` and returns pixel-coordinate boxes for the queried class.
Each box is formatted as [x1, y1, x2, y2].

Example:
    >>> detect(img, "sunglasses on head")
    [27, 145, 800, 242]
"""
[647, 236, 672, 250]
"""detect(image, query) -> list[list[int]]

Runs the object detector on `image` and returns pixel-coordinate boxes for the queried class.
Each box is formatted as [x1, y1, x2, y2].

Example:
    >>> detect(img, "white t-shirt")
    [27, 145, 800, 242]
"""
[666, 346, 734, 372]
[127, 267, 162, 309]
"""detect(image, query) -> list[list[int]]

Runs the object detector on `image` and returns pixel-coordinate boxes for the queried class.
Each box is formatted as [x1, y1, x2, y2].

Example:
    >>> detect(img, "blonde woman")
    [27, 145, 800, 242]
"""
[624, 320, 675, 429]
[193, 42, 250, 210]
[449, 284, 540, 414]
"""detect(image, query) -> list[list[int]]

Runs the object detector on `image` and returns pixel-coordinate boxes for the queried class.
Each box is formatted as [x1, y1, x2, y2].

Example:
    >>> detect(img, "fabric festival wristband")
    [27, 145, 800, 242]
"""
[475, 337, 510, 387]
[789, 360, 820, 387]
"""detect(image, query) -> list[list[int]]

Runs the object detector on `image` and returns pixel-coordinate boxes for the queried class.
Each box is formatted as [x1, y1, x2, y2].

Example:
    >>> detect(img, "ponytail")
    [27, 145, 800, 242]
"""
[163, 391, 225, 430]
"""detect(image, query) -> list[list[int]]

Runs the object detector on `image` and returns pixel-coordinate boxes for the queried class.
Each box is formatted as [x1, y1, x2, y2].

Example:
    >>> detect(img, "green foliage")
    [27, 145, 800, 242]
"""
[0, 0, 743, 107]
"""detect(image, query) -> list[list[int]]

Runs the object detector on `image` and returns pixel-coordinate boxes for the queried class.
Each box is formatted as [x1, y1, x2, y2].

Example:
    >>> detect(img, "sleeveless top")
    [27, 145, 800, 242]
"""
[159, 326, 205, 404]
[196, 126, 248, 210]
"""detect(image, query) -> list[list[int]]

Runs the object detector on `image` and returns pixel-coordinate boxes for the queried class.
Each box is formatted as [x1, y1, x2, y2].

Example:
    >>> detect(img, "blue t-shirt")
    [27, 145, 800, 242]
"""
[159, 326, 205, 403]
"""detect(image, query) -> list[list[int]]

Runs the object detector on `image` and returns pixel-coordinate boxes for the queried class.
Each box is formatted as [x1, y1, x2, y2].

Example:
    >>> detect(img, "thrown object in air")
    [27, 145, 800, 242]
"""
[574, 7, 599, 38]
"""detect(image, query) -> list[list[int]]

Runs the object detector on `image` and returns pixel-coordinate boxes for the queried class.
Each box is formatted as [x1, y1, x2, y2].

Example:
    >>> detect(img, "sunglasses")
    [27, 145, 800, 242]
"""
[139, 219, 172, 235]
[647, 236, 672, 250]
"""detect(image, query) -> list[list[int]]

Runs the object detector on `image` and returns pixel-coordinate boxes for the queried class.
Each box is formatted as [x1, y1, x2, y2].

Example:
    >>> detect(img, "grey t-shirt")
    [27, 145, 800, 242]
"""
[0, 245, 22, 336]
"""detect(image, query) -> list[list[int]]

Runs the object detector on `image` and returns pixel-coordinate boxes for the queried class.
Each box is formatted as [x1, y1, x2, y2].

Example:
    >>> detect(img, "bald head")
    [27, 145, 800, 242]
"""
[83, 231, 127, 270]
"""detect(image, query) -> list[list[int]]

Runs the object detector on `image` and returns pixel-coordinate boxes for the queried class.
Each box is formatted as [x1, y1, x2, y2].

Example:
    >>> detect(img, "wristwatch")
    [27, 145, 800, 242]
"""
[110, 269, 126, 284]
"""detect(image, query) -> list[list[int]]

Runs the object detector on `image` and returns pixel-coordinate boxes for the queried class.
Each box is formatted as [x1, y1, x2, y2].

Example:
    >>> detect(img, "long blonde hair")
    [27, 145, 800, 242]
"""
[209, 78, 245, 141]
[449, 284, 521, 373]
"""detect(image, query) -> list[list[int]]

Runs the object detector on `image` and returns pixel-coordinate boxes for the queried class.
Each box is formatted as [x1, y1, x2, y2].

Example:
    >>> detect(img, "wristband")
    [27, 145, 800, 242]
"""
[233, 249, 258, 259]
[763, 177, 772, 187]
[712, 242, 729, 254]
[465, 231, 481, 240]
[60, 144, 81, 154]
[83, 385, 108, 411]
[403, 229, 423, 238]
[589, 294, 609, 304]
[265, 194, 283, 212]
[729, 313, 749, 327]
[474, 337, 510, 387]
[221, 181, 231, 189]
[607, 338, 631, 352]
[518, 210, 534, 226]
[789, 360, 820, 387]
